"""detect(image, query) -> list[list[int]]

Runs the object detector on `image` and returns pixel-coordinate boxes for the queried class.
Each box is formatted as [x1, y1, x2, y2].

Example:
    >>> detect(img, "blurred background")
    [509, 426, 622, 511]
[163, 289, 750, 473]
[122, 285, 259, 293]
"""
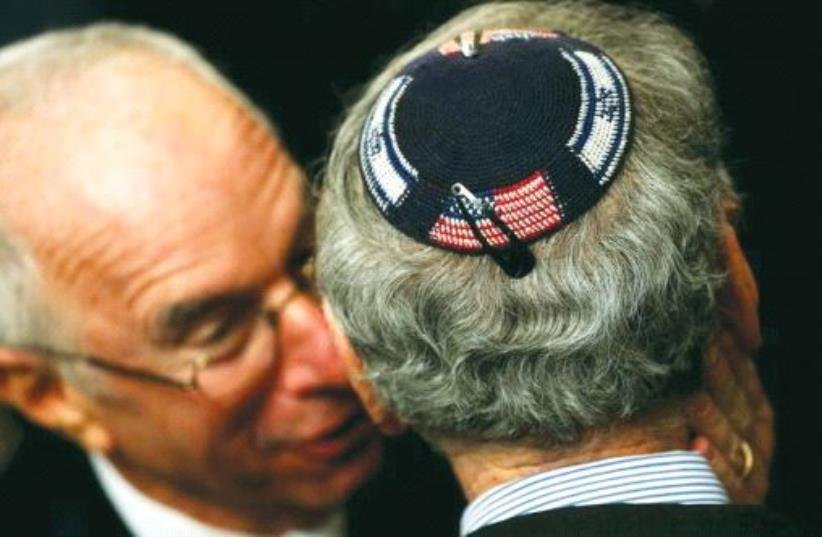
[1, 0, 820, 534]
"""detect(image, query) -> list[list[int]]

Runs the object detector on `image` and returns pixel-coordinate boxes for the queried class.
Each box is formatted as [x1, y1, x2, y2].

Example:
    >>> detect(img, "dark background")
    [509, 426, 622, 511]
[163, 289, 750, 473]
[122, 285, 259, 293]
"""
[1, 0, 820, 535]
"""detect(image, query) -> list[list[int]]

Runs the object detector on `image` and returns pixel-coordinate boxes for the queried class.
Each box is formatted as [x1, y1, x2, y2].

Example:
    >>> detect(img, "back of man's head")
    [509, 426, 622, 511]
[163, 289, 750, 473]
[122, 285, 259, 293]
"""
[318, 0, 736, 446]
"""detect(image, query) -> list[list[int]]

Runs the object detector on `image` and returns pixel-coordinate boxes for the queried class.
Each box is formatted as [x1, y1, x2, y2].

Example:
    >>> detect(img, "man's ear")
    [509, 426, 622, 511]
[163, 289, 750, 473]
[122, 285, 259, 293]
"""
[0, 348, 112, 452]
[717, 201, 761, 353]
[321, 301, 407, 436]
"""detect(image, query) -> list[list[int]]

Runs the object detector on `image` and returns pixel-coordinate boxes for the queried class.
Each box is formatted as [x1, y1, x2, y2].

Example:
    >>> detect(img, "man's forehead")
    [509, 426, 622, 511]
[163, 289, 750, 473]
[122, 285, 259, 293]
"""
[2, 51, 294, 236]
[0, 51, 307, 320]
[32, 61, 251, 174]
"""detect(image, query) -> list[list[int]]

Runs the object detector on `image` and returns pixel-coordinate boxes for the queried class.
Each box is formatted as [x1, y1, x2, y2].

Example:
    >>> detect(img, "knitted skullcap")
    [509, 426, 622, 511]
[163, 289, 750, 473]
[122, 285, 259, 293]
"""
[359, 29, 632, 277]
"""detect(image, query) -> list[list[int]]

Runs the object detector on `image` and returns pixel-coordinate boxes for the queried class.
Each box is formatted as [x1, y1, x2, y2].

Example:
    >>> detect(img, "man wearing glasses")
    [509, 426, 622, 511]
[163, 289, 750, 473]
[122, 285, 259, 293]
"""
[0, 23, 380, 535]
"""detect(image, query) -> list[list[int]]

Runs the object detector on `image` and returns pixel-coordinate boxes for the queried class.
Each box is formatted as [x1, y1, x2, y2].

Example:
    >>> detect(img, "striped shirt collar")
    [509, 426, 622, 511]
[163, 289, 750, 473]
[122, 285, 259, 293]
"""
[460, 450, 728, 536]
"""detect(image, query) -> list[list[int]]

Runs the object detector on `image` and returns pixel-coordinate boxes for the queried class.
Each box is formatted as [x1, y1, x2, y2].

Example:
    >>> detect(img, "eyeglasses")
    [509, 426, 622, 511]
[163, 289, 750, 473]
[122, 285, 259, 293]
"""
[18, 280, 309, 392]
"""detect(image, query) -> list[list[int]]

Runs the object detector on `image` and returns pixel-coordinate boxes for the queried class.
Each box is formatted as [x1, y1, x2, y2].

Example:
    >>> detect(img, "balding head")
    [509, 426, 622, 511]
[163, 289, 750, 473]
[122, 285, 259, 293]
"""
[0, 23, 282, 349]
[0, 24, 379, 532]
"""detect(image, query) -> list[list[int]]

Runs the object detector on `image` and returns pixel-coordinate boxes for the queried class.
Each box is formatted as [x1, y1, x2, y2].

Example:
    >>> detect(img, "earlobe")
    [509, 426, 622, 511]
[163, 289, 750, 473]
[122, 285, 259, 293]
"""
[0, 348, 113, 453]
[321, 301, 408, 436]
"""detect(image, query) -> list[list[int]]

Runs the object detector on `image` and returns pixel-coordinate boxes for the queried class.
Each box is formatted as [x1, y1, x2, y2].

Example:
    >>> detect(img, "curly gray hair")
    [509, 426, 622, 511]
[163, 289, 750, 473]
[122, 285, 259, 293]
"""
[317, 0, 735, 445]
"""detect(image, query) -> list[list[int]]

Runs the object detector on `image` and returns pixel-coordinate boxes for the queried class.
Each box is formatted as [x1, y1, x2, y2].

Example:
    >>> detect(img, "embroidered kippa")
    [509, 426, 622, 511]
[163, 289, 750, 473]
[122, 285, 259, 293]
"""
[359, 29, 632, 278]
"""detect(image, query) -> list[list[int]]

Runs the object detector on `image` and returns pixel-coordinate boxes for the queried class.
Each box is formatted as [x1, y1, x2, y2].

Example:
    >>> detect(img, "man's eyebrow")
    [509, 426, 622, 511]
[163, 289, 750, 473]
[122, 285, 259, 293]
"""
[152, 292, 258, 344]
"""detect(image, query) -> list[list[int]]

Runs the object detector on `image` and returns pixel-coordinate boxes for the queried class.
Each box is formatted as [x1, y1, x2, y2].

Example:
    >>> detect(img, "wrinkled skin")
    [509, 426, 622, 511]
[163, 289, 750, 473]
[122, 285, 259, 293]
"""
[0, 52, 380, 532]
[687, 223, 773, 504]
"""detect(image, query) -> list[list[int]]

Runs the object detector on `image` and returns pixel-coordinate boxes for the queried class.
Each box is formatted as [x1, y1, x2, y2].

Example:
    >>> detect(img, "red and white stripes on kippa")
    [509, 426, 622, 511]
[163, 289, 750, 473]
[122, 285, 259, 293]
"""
[359, 29, 632, 278]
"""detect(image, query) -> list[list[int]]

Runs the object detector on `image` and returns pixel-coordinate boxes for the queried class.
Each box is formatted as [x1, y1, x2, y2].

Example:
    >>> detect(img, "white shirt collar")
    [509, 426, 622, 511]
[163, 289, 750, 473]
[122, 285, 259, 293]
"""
[460, 450, 728, 536]
[90, 455, 346, 537]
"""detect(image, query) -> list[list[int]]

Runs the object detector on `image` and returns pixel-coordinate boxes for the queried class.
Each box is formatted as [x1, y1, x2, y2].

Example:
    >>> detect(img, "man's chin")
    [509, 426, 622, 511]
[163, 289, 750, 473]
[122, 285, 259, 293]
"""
[288, 435, 383, 510]
[217, 433, 383, 509]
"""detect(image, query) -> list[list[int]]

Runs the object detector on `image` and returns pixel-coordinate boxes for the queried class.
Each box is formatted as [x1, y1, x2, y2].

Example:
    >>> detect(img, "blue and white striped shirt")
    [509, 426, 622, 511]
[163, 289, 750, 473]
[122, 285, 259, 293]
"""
[460, 450, 728, 536]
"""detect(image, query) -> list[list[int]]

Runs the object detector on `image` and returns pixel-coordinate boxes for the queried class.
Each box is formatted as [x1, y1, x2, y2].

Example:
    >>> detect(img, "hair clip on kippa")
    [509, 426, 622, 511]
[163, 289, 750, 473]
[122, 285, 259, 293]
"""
[358, 28, 632, 278]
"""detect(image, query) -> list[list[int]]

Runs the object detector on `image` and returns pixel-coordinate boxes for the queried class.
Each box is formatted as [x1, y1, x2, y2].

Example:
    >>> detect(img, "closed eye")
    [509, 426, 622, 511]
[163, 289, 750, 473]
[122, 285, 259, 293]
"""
[187, 306, 256, 348]
[155, 293, 259, 351]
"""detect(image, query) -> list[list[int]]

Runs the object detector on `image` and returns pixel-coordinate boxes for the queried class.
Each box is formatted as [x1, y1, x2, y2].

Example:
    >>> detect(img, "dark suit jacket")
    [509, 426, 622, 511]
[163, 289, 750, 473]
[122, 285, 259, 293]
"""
[0, 420, 464, 537]
[468, 504, 808, 537]
[0, 421, 129, 536]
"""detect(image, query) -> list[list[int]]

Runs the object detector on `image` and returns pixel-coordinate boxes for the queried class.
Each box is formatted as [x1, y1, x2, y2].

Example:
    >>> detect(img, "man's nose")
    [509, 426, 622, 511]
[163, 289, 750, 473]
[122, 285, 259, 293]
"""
[271, 291, 351, 395]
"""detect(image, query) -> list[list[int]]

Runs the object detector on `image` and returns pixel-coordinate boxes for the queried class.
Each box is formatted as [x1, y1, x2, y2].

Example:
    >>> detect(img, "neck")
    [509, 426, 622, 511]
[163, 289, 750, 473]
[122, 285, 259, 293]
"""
[442, 402, 690, 501]
[107, 457, 333, 534]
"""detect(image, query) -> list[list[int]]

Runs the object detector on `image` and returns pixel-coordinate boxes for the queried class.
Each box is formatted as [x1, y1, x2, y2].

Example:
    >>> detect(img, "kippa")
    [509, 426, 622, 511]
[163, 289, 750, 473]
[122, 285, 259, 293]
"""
[359, 29, 632, 278]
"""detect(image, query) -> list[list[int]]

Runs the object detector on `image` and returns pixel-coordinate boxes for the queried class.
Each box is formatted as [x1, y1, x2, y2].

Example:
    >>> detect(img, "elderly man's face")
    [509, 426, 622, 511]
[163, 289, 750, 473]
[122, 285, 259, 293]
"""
[1, 54, 380, 528]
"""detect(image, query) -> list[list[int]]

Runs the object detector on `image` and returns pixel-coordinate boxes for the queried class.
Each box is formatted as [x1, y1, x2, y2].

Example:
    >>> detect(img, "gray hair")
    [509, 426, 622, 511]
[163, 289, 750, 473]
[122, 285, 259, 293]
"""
[0, 22, 271, 349]
[317, 0, 735, 445]
[0, 232, 51, 347]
